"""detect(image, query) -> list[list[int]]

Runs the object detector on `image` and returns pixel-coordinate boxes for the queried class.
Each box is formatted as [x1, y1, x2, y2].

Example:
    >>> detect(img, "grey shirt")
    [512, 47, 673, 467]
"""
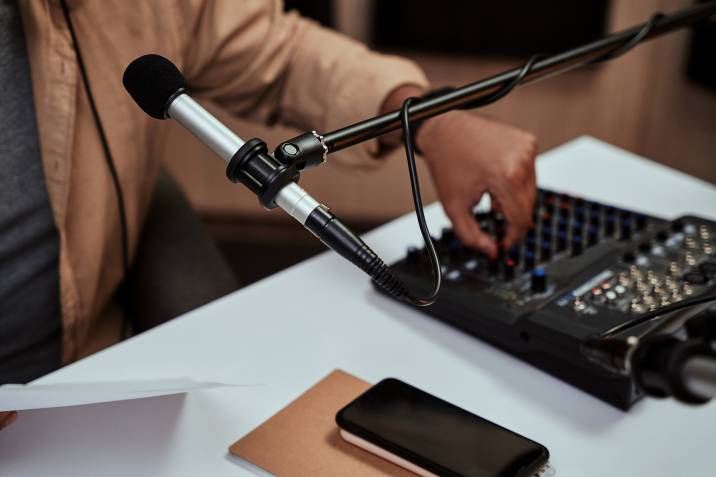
[0, 0, 62, 384]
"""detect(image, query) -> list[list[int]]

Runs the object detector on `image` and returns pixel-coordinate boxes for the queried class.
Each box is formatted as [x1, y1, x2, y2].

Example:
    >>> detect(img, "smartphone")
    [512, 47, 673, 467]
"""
[336, 378, 549, 477]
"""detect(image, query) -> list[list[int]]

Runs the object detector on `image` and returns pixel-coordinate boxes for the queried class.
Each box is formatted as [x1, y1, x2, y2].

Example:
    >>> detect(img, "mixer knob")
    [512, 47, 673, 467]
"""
[448, 241, 463, 259]
[557, 231, 568, 252]
[587, 226, 599, 247]
[530, 267, 547, 293]
[488, 258, 499, 276]
[524, 251, 536, 271]
[508, 245, 521, 262]
[525, 236, 536, 252]
[504, 259, 516, 281]
[573, 206, 585, 222]
[622, 251, 636, 263]
[671, 221, 684, 232]
[540, 242, 552, 262]
[474, 212, 490, 226]
[440, 227, 456, 244]
[620, 217, 632, 240]
[543, 193, 556, 213]
[557, 217, 568, 233]
[605, 215, 616, 236]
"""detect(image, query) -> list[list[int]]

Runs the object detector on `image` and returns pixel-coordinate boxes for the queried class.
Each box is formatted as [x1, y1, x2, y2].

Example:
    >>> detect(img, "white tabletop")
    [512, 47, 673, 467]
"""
[2, 136, 715, 477]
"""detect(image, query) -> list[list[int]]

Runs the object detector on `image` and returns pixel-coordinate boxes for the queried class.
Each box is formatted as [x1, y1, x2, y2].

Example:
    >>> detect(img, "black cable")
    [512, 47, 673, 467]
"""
[588, 12, 665, 64]
[600, 293, 716, 339]
[397, 10, 674, 307]
[399, 98, 441, 306]
[60, 1, 132, 334]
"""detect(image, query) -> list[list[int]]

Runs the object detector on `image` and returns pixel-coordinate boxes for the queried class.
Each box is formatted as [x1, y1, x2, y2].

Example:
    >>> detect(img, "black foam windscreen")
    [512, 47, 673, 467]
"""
[122, 54, 187, 119]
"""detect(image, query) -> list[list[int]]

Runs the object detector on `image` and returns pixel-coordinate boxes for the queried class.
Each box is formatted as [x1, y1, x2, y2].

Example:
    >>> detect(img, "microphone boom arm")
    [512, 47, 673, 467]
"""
[273, 1, 716, 169]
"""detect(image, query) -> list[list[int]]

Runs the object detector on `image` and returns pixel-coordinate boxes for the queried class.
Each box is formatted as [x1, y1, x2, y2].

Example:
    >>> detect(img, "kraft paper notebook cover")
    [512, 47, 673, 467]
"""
[229, 369, 415, 477]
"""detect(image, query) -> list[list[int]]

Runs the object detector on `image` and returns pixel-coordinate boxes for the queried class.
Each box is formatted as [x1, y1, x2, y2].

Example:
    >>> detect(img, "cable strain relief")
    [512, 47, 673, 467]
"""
[360, 253, 407, 299]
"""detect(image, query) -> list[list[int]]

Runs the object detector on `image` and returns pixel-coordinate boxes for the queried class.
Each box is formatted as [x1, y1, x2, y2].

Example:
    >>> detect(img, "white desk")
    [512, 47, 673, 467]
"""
[2, 137, 715, 477]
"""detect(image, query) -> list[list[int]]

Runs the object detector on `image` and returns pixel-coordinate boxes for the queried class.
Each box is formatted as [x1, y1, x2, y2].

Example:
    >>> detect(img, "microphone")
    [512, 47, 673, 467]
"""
[122, 54, 407, 299]
[581, 309, 716, 404]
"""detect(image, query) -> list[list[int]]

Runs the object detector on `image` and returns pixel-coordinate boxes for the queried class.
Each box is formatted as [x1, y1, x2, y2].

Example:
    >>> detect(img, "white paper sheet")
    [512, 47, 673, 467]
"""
[0, 378, 249, 411]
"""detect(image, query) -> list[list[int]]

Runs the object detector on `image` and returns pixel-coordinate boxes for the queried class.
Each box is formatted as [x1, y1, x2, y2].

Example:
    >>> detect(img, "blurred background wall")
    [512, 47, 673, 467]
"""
[159, 0, 716, 284]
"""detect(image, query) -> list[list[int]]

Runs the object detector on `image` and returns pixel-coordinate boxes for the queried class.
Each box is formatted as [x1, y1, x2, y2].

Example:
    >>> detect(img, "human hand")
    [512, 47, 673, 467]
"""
[416, 111, 538, 258]
[0, 411, 18, 430]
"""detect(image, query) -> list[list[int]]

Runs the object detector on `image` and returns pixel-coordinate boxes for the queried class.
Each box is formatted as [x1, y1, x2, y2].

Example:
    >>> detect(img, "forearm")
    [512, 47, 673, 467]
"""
[377, 84, 428, 151]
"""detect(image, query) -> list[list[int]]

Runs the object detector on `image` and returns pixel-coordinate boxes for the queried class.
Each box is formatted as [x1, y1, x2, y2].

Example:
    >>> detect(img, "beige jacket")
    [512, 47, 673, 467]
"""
[18, 0, 428, 363]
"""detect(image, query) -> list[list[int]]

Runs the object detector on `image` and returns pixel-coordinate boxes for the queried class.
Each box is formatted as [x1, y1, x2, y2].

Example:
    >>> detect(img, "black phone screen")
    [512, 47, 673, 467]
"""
[336, 378, 548, 477]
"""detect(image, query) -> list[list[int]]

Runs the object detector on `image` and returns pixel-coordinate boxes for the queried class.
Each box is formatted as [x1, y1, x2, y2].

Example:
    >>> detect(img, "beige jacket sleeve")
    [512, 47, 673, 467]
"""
[177, 0, 429, 160]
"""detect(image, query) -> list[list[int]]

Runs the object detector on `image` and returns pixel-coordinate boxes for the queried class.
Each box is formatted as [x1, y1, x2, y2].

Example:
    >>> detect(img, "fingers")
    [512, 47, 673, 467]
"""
[444, 199, 498, 258]
[493, 179, 533, 249]
[496, 138, 538, 248]
[0, 411, 18, 431]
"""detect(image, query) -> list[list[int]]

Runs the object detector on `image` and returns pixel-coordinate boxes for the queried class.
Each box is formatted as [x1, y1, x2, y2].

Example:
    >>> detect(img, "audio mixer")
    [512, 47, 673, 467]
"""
[381, 189, 716, 409]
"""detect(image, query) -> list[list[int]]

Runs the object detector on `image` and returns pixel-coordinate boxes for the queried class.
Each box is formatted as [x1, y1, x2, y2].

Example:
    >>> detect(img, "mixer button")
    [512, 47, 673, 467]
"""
[463, 258, 479, 271]
[446, 269, 462, 282]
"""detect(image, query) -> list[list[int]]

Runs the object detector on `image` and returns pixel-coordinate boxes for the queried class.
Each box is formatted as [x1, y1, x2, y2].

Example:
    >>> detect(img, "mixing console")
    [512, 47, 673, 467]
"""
[382, 189, 716, 409]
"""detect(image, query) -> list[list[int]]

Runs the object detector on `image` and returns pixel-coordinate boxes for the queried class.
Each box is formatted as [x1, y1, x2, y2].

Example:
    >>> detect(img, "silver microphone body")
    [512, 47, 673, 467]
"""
[166, 93, 320, 226]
